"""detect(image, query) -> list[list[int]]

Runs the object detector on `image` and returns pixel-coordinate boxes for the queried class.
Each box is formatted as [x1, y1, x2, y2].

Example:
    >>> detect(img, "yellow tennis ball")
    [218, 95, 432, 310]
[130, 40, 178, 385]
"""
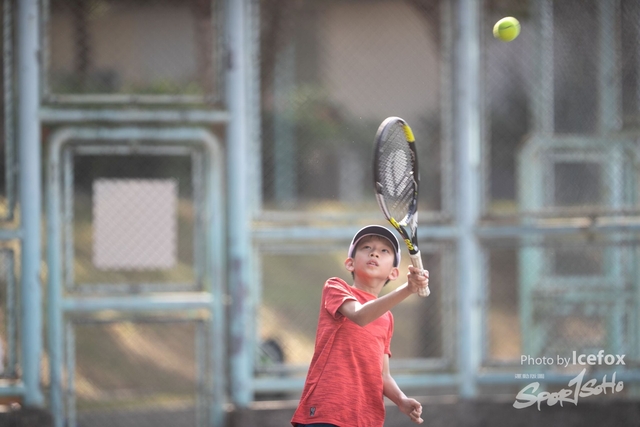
[493, 17, 520, 42]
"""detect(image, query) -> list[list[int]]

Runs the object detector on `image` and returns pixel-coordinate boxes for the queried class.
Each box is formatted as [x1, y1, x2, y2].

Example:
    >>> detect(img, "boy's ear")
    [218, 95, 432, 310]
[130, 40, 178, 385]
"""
[344, 257, 355, 272]
[387, 267, 400, 281]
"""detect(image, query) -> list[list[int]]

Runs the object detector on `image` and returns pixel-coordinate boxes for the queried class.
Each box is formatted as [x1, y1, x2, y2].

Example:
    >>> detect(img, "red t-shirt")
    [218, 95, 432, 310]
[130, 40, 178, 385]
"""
[291, 277, 394, 427]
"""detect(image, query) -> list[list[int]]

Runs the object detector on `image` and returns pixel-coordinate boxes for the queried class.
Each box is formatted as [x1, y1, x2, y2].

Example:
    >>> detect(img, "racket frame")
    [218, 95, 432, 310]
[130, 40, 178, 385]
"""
[373, 117, 430, 297]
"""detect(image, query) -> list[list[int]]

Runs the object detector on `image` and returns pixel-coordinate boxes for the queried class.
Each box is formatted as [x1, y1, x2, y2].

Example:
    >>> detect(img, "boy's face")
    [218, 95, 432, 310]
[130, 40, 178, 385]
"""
[346, 235, 399, 282]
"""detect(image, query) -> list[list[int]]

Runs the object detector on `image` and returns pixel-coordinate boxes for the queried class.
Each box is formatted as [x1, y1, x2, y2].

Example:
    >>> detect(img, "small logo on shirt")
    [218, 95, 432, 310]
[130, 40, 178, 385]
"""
[310, 407, 316, 417]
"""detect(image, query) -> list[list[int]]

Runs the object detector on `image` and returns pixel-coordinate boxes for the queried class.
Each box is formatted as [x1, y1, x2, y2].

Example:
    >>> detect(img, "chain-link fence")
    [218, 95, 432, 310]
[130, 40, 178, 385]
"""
[483, 0, 640, 381]
[70, 149, 198, 293]
[0, 250, 17, 380]
[45, 0, 223, 104]
[0, 0, 17, 222]
[70, 319, 205, 427]
[259, 0, 450, 216]
[486, 0, 640, 215]
[256, 241, 455, 372]
[0, 0, 20, 399]
[256, 0, 640, 397]
[46, 131, 225, 427]
[486, 235, 640, 371]
[254, 0, 457, 395]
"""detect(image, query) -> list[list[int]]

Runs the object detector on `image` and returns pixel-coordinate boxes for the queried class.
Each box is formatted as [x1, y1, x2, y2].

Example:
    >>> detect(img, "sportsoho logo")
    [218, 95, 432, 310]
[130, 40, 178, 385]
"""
[513, 350, 625, 410]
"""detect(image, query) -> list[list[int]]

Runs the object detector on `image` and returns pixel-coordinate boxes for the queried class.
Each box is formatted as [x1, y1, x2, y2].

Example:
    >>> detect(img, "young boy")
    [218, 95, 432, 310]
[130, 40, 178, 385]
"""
[291, 225, 428, 427]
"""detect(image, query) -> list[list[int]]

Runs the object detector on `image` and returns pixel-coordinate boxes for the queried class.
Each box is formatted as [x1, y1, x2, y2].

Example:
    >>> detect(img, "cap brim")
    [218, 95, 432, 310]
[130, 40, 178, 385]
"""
[348, 225, 401, 267]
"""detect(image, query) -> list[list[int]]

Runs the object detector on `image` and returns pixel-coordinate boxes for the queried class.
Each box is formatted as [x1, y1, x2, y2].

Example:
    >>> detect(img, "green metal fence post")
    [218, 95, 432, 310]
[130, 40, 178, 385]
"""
[17, 0, 43, 407]
[226, 0, 254, 409]
[455, 0, 481, 398]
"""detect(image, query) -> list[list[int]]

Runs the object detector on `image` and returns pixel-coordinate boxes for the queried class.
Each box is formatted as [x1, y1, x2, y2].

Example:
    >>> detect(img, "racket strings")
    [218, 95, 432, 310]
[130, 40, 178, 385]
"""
[377, 124, 417, 221]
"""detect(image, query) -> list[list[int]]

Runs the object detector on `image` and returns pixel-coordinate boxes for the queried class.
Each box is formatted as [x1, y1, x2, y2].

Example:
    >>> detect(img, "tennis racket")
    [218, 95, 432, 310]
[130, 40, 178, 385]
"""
[373, 117, 430, 297]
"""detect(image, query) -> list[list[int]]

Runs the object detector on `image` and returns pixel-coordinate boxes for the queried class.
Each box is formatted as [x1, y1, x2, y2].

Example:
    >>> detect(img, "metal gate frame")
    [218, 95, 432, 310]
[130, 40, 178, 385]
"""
[46, 127, 226, 427]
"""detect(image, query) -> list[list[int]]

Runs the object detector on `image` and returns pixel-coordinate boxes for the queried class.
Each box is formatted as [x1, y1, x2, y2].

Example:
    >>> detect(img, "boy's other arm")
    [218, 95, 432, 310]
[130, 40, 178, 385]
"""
[338, 267, 427, 327]
[382, 354, 423, 424]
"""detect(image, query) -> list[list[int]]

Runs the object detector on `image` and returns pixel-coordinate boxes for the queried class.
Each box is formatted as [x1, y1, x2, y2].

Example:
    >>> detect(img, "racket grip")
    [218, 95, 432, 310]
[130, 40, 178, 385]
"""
[408, 252, 430, 297]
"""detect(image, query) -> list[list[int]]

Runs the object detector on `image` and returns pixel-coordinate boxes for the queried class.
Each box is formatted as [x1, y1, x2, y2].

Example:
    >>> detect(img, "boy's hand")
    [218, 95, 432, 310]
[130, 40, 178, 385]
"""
[407, 266, 429, 295]
[399, 397, 423, 424]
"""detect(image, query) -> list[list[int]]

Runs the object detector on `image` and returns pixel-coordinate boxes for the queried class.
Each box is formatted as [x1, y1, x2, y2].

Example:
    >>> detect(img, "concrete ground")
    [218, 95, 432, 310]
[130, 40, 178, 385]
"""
[2, 396, 640, 427]
[230, 396, 640, 427]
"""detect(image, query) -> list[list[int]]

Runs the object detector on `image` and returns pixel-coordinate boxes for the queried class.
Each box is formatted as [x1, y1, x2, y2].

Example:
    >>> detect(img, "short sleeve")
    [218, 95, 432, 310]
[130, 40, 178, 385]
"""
[323, 278, 357, 320]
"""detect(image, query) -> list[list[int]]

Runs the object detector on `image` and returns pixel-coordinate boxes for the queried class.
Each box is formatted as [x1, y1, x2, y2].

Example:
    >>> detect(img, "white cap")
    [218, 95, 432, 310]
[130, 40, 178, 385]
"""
[348, 225, 401, 267]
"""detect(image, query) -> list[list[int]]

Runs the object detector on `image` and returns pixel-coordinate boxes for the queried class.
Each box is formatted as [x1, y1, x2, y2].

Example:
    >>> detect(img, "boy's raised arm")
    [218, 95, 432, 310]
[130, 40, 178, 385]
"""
[338, 267, 428, 327]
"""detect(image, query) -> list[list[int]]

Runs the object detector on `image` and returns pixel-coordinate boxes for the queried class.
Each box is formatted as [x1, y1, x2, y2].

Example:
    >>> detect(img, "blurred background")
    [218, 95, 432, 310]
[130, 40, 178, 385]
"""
[2, 0, 640, 426]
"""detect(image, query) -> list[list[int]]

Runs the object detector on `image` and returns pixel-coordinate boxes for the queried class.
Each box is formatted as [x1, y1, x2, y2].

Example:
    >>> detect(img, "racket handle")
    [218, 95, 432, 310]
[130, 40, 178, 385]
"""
[409, 252, 431, 297]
